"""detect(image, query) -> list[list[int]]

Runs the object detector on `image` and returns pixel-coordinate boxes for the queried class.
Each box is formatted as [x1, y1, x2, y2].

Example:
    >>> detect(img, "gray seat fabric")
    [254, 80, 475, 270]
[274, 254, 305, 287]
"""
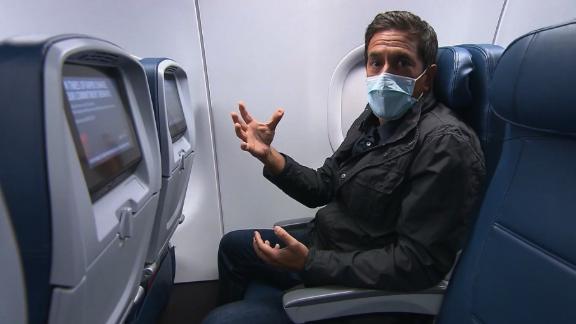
[0, 189, 27, 324]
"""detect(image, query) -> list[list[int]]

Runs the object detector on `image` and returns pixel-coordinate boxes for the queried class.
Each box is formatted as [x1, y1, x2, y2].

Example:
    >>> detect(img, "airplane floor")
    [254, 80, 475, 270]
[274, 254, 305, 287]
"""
[159, 281, 219, 324]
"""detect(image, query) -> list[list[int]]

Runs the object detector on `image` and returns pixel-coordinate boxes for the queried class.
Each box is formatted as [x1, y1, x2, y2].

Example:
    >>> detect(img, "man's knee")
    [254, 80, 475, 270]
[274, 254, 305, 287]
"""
[202, 299, 292, 324]
[219, 229, 253, 258]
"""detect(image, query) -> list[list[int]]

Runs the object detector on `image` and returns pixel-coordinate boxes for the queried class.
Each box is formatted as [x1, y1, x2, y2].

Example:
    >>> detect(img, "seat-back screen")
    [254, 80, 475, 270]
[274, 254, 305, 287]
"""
[163, 72, 187, 141]
[63, 63, 142, 201]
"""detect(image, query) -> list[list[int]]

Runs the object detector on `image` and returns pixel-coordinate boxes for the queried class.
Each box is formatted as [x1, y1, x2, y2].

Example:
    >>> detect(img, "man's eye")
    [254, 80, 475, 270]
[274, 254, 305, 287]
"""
[370, 60, 381, 68]
[398, 59, 411, 68]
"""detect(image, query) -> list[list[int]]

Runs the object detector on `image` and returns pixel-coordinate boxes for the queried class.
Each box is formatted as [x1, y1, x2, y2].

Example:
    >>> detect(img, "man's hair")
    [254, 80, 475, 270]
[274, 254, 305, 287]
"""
[364, 11, 438, 68]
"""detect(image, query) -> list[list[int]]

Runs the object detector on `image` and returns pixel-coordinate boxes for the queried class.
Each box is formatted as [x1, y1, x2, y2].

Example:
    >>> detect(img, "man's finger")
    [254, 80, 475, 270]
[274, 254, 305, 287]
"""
[238, 102, 254, 124]
[253, 233, 269, 259]
[234, 123, 247, 142]
[273, 226, 298, 246]
[231, 112, 247, 129]
[253, 236, 273, 264]
[258, 241, 280, 261]
[240, 142, 251, 153]
[254, 231, 270, 250]
[253, 232, 280, 266]
[255, 231, 281, 258]
[267, 108, 284, 131]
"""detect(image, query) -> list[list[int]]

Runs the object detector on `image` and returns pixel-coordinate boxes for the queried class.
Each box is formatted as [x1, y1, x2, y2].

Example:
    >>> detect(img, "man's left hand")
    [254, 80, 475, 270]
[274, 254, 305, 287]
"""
[253, 226, 309, 271]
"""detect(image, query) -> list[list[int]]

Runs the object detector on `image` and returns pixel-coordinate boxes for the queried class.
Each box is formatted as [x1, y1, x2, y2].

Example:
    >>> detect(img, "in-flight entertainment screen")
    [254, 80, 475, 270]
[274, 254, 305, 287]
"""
[163, 72, 187, 141]
[63, 63, 142, 201]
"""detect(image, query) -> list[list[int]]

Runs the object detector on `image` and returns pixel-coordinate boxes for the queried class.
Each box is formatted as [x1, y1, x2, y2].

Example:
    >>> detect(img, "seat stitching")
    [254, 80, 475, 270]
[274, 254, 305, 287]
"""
[493, 222, 576, 272]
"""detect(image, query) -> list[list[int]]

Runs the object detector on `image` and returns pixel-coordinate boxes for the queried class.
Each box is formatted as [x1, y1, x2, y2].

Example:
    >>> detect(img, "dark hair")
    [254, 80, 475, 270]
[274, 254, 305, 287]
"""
[364, 11, 438, 68]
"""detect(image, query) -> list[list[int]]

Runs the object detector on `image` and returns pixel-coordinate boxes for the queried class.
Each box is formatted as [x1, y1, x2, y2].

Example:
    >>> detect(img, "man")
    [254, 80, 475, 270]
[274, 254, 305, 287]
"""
[203, 11, 485, 324]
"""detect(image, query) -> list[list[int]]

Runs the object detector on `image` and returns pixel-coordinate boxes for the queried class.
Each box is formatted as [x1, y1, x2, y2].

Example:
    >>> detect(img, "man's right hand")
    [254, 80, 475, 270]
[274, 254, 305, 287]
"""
[231, 102, 286, 174]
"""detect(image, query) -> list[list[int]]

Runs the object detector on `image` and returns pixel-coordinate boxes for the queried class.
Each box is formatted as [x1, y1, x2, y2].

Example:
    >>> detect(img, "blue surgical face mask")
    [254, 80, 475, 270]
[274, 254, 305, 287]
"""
[366, 69, 427, 120]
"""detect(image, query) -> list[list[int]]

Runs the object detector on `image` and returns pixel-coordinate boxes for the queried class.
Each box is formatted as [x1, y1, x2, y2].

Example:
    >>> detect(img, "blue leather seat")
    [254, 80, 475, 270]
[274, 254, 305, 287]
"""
[457, 44, 505, 178]
[434, 46, 474, 114]
[437, 44, 505, 178]
[438, 21, 576, 324]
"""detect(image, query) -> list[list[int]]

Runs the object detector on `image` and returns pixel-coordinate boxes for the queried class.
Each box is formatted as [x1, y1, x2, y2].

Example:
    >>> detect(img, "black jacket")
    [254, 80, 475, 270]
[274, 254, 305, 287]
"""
[264, 93, 486, 291]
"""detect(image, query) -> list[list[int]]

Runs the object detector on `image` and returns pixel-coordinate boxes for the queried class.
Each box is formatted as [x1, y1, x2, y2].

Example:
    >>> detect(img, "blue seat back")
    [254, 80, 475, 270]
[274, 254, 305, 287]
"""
[438, 21, 576, 324]
[435, 45, 505, 179]
[0, 39, 54, 324]
[456, 44, 504, 178]
[434, 46, 474, 115]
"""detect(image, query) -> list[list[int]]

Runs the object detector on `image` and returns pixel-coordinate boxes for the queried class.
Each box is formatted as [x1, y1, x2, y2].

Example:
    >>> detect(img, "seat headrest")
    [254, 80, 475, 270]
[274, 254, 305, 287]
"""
[434, 46, 474, 113]
[490, 21, 576, 135]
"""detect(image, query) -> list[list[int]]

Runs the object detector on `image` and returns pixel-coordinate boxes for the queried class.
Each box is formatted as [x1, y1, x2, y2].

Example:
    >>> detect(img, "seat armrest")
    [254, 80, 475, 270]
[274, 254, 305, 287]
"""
[283, 282, 447, 323]
[274, 217, 313, 231]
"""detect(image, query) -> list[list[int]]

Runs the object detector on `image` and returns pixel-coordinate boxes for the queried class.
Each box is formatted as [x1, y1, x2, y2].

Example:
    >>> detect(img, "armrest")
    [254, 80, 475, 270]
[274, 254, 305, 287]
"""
[273, 217, 313, 231]
[282, 281, 447, 323]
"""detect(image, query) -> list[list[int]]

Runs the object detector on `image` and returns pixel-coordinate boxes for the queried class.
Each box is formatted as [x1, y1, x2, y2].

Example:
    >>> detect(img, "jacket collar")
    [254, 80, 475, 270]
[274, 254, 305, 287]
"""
[360, 92, 437, 147]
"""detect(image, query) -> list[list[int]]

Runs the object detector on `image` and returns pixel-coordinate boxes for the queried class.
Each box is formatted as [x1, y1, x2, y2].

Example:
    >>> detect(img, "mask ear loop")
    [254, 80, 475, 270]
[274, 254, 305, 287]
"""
[415, 67, 429, 81]
[413, 66, 430, 100]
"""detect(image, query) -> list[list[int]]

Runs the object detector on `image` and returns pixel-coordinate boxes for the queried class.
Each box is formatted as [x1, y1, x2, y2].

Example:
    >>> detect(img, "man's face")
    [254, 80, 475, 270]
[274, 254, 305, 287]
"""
[365, 29, 434, 97]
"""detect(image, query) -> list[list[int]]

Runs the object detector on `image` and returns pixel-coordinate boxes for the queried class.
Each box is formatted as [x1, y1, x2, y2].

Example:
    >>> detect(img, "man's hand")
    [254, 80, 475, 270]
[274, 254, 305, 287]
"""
[253, 226, 309, 271]
[231, 102, 284, 162]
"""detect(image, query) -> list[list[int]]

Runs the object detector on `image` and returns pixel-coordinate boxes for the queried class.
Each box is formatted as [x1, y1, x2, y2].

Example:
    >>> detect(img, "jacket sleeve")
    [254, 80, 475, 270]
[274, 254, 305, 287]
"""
[263, 154, 339, 208]
[300, 131, 486, 290]
[263, 108, 368, 208]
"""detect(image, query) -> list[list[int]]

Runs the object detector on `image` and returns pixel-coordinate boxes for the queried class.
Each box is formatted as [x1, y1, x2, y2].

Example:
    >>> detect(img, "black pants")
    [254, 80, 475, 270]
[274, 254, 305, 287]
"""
[208, 229, 434, 324]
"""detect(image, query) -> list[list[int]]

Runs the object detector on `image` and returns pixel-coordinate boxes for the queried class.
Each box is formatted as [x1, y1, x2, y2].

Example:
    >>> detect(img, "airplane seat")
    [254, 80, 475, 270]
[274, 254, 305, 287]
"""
[0, 188, 27, 324]
[275, 46, 495, 323]
[126, 58, 196, 324]
[455, 44, 505, 179]
[433, 46, 474, 117]
[437, 20, 576, 324]
[0, 35, 161, 324]
[140, 58, 195, 267]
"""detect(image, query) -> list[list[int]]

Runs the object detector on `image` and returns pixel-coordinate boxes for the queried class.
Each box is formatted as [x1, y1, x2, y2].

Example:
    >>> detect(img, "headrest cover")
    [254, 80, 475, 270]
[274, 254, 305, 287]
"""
[490, 21, 576, 135]
[434, 46, 473, 112]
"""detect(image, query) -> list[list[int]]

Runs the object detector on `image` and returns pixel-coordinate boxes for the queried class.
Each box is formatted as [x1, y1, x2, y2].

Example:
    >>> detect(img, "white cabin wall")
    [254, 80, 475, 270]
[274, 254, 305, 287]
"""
[0, 0, 223, 282]
[198, 0, 505, 233]
[494, 0, 576, 47]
